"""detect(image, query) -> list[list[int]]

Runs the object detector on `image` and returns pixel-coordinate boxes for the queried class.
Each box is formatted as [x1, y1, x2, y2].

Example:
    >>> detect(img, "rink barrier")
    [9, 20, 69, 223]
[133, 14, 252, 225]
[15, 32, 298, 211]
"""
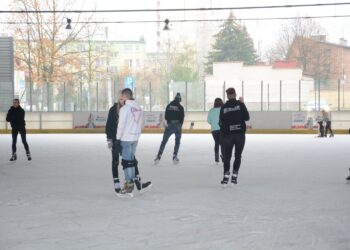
[0, 128, 349, 134]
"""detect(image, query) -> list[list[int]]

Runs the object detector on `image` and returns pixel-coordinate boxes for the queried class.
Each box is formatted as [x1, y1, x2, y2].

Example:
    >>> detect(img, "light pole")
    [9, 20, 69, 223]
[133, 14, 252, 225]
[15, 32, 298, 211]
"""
[23, 3, 33, 111]
[342, 75, 346, 109]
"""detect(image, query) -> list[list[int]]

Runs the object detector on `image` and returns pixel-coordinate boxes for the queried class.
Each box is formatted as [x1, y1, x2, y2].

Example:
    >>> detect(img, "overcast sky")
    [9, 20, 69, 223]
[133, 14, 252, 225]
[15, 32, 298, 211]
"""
[1, 0, 350, 57]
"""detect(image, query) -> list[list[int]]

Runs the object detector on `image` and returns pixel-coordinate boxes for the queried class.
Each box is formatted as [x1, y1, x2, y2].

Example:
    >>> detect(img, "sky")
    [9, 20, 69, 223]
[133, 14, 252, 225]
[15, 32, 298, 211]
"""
[1, 0, 350, 58]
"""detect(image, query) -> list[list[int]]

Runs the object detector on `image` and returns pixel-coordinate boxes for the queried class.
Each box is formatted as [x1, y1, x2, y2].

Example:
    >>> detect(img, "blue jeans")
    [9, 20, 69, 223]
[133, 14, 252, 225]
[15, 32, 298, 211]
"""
[158, 122, 182, 157]
[121, 141, 138, 181]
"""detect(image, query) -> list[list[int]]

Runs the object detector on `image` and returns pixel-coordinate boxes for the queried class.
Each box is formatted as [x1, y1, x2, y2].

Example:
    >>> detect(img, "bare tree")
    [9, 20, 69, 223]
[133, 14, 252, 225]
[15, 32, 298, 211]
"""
[10, 0, 94, 111]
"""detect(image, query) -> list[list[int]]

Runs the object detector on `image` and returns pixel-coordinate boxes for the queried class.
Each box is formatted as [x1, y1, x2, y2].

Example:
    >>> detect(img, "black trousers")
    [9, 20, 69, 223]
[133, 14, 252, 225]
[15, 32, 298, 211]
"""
[158, 122, 182, 156]
[111, 140, 139, 180]
[221, 133, 246, 175]
[318, 122, 324, 137]
[211, 130, 223, 157]
[12, 128, 29, 154]
[325, 121, 334, 136]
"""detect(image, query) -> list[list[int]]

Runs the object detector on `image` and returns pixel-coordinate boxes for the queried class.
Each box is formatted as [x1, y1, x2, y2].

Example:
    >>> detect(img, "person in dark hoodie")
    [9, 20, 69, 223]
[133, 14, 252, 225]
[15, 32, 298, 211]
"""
[154, 92, 185, 164]
[219, 88, 250, 186]
[105, 96, 151, 195]
[6, 99, 31, 161]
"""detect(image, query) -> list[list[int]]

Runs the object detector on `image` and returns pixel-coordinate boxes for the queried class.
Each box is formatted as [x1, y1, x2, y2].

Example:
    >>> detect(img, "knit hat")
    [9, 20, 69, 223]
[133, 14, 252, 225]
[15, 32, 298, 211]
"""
[226, 88, 236, 96]
[175, 92, 182, 102]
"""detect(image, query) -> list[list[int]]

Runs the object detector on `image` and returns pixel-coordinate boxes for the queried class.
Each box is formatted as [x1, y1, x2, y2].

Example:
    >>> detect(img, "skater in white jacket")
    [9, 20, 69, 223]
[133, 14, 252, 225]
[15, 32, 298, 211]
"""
[117, 88, 144, 196]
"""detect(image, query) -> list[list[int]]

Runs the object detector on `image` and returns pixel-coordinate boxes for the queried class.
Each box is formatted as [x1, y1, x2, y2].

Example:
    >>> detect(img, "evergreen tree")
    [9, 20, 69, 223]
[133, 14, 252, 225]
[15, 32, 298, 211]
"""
[206, 13, 258, 73]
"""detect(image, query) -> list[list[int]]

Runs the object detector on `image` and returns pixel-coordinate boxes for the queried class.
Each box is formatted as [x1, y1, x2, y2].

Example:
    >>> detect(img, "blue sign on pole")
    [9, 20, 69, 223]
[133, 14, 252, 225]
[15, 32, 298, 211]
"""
[124, 76, 134, 91]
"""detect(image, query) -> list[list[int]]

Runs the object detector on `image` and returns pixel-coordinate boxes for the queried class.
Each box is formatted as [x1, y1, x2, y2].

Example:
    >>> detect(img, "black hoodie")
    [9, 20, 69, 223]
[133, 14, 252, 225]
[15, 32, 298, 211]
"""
[219, 99, 250, 134]
[105, 103, 121, 140]
[6, 106, 26, 130]
[165, 100, 185, 125]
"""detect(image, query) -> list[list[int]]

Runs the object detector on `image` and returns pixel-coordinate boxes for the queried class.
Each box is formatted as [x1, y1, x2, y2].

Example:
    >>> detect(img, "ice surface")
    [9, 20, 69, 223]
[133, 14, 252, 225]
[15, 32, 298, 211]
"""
[0, 134, 350, 250]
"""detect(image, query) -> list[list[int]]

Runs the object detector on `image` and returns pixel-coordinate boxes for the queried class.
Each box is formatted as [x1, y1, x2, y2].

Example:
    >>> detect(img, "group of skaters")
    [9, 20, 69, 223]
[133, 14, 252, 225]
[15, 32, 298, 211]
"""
[5, 88, 350, 197]
[317, 109, 334, 138]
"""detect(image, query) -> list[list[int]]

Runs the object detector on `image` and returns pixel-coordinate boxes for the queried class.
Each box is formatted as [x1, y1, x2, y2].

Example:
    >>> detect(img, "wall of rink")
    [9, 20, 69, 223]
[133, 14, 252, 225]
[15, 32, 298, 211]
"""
[0, 111, 349, 132]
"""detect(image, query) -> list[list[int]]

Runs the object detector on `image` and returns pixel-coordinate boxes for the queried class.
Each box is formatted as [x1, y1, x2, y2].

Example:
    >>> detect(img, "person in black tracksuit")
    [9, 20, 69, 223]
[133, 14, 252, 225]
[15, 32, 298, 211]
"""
[105, 100, 151, 194]
[219, 88, 250, 185]
[6, 99, 31, 161]
[154, 93, 185, 163]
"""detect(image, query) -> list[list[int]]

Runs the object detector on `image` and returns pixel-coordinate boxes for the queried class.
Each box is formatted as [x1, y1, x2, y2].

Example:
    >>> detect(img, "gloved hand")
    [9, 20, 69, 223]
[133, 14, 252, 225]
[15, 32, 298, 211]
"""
[107, 139, 113, 150]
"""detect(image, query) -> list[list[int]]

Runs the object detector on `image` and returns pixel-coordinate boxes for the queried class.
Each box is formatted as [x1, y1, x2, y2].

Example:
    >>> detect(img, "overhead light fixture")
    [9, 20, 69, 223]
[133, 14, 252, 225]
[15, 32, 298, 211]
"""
[66, 18, 72, 29]
[163, 19, 170, 31]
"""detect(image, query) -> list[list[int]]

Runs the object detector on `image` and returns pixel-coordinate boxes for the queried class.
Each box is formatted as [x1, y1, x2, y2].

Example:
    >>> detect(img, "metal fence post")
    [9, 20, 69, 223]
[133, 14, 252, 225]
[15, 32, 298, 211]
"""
[338, 79, 340, 111]
[96, 81, 99, 112]
[318, 79, 321, 111]
[280, 80, 282, 111]
[149, 81, 152, 112]
[267, 83, 270, 111]
[63, 82, 66, 112]
[185, 81, 188, 111]
[223, 81, 226, 102]
[80, 81, 83, 111]
[204, 81, 206, 111]
[261, 80, 263, 111]
[299, 80, 301, 111]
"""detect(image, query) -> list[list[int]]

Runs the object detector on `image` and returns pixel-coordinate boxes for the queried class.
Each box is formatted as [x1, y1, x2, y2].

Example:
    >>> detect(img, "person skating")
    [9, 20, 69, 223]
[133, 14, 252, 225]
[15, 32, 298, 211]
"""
[207, 98, 224, 163]
[316, 112, 325, 137]
[322, 110, 334, 137]
[116, 88, 145, 197]
[154, 93, 185, 164]
[219, 88, 250, 186]
[6, 99, 31, 161]
[106, 97, 151, 195]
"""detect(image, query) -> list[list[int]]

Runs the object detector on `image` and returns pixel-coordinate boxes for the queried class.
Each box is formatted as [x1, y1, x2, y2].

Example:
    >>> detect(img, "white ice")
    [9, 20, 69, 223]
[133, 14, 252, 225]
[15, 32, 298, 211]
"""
[0, 134, 349, 250]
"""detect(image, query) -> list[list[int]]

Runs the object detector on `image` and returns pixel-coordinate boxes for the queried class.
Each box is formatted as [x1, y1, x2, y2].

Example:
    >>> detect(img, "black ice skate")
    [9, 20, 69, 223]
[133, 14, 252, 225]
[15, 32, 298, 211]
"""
[173, 155, 179, 164]
[221, 172, 230, 187]
[134, 176, 152, 193]
[347, 168, 350, 184]
[26, 151, 32, 161]
[9, 153, 17, 161]
[116, 181, 134, 198]
[215, 153, 219, 163]
[154, 154, 161, 165]
[114, 178, 121, 194]
[231, 172, 238, 185]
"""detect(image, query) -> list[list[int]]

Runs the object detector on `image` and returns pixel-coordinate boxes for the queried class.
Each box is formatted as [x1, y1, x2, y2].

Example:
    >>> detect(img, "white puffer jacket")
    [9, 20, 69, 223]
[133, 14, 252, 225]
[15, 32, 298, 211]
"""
[117, 100, 143, 141]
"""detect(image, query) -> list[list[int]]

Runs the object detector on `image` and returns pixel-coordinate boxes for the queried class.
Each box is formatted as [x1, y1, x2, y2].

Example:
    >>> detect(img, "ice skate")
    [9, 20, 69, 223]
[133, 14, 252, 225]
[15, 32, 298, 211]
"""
[116, 181, 134, 198]
[134, 176, 152, 193]
[9, 153, 17, 162]
[114, 178, 121, 194]
[221, 172, 230, 187]
[347, 168, 350, 184]
[329, 134, 334, 138]
[154, 154, 161, 165]
[26, 151, 32, 161]
[231, 172, 238, 185]
[173, 155, 179, 164]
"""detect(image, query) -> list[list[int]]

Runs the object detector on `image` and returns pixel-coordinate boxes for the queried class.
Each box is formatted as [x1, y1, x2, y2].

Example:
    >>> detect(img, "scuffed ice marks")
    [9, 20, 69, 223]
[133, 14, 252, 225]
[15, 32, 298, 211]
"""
[0, 134, 350, 250]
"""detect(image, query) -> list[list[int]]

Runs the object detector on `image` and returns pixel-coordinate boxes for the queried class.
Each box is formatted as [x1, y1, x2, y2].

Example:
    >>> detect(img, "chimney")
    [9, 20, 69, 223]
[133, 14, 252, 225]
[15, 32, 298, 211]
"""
[311, 35, 326, 42]
[339, 38, 348, 46]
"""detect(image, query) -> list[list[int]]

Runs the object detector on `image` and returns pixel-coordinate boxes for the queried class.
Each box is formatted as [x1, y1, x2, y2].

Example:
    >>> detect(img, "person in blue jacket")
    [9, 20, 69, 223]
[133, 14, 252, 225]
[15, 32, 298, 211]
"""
[207, 98, 224, 163]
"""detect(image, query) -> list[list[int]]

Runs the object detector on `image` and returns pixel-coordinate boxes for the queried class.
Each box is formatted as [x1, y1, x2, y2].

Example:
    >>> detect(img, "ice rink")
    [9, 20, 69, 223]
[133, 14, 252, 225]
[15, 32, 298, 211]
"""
[0, 133, 349, 250]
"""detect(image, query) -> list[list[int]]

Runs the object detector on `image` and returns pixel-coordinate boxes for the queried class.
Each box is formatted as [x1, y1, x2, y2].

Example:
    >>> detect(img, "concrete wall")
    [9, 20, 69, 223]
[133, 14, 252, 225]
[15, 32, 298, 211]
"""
[1, 111, 349, 131]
